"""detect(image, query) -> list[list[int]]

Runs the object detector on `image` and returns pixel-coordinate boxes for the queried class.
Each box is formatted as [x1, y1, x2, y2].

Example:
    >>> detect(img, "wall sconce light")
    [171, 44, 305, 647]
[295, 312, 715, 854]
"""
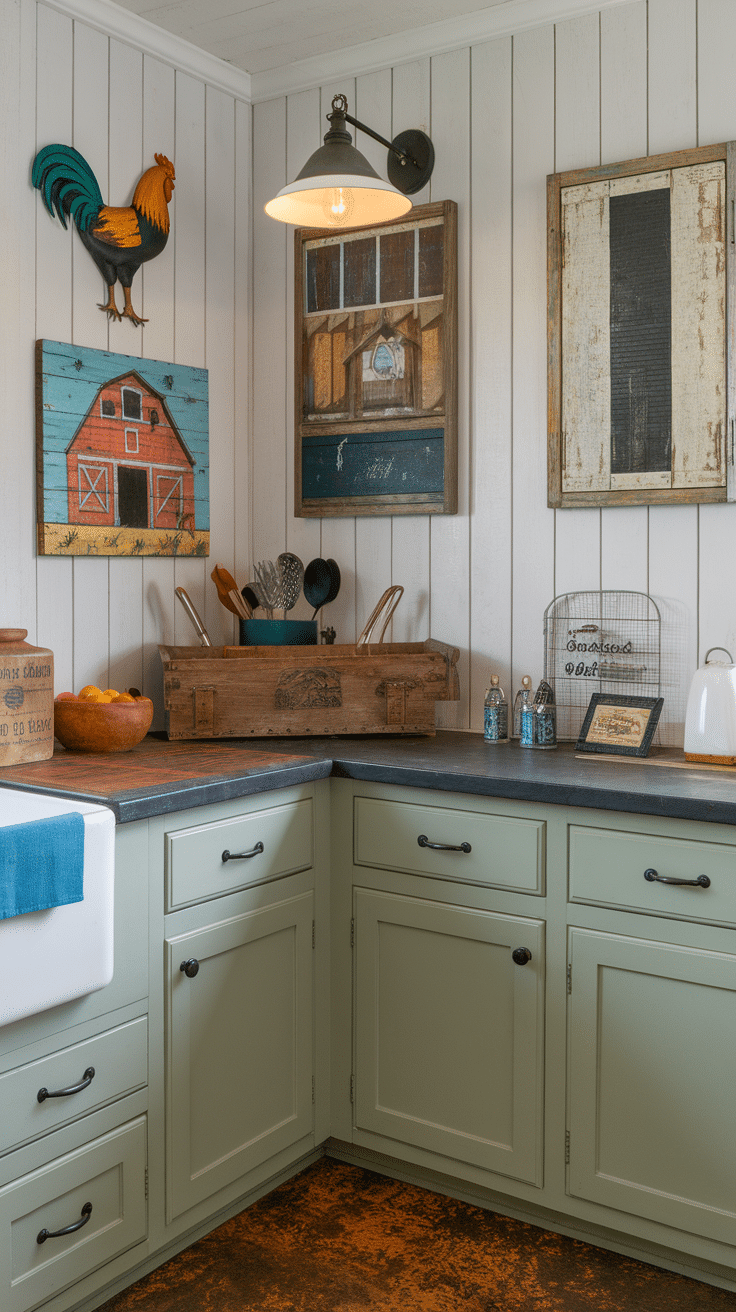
[265, 93, 434, 228]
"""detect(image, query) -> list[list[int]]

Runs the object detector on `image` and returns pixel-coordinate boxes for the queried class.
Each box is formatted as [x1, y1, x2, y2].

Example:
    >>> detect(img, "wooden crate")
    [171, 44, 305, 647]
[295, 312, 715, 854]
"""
[159, 640, 460, 740]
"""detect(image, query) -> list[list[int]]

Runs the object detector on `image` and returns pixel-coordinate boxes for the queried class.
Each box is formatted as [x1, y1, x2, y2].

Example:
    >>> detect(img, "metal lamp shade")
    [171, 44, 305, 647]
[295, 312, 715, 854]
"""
[265, 107, 413, 228]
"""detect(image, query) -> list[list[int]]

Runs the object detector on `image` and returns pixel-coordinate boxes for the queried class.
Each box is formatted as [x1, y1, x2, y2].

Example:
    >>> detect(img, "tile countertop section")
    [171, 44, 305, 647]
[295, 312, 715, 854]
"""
[0, 737, 332, 821]
[0, 731, 735, 825]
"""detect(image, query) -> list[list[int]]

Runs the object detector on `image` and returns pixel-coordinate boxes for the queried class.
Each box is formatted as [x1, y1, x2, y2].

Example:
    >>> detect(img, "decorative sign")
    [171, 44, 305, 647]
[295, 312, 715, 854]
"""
[294, 201, 458, 518]
[548, 141, 736, 508]
[36, 340, 209, 556]
[576, 693, 664, 757]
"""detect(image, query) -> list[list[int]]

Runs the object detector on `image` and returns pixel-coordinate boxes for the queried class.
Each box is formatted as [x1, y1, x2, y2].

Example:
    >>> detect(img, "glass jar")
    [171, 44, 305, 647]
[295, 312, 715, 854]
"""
[483, 674, 508, 742]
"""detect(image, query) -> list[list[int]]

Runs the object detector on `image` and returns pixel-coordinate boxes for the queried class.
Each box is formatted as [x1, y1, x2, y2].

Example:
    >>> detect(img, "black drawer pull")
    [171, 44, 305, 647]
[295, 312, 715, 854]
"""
[37, 1067, 95, 1103]
[37, 1202, 92, 1244]
[644, 868, 711, 889]
[180, 958, 200, 978]
[417, 834, 471, 854]
[512, 947, 532, 965]
[222, 841, 264, 863]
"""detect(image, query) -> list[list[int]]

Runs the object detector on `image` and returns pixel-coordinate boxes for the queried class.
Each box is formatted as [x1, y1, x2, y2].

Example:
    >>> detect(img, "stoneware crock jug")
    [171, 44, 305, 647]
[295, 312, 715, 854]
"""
[683, 647, 736, 764]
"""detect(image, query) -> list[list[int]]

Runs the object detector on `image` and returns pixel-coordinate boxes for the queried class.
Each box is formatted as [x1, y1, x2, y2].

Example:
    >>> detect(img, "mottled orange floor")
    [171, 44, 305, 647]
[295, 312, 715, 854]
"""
[98, 1158, 736, 1311]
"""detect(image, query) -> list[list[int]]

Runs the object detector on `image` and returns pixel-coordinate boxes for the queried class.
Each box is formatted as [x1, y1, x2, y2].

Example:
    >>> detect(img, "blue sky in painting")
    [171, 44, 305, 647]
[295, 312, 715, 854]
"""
[38, 340, 210, 528]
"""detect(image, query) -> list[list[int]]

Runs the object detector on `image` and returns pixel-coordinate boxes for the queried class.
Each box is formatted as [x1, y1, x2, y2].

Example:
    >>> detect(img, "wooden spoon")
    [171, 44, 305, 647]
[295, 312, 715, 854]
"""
[211, 565, 249, 620]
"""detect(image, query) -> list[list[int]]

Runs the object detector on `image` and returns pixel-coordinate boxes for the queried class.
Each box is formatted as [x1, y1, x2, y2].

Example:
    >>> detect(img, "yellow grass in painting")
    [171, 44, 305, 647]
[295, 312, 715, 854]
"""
[40, 523, 210, 557]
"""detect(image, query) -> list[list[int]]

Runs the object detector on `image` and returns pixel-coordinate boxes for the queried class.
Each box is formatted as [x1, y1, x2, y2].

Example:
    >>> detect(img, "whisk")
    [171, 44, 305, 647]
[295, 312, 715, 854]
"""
[252, 559, 284, 617]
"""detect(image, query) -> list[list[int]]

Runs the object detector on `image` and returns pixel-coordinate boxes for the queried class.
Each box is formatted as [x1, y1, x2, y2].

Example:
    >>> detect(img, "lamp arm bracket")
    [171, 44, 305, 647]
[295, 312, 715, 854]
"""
[343, 113, 410, 164]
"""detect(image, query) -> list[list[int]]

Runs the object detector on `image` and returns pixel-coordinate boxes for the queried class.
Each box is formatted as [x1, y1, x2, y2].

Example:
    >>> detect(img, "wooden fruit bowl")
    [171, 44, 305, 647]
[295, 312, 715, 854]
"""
[53, 697, 154, 753]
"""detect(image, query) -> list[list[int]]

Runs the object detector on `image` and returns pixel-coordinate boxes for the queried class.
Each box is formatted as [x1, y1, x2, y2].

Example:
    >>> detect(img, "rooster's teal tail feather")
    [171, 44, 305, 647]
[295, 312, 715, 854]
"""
[32, 144, 103, 232]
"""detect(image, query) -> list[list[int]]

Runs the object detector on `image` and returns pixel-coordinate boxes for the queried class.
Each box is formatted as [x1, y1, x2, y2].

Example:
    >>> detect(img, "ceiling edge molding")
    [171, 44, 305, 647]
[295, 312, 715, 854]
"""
[250, 0, 630, 101]
[40, 0, 252, 101]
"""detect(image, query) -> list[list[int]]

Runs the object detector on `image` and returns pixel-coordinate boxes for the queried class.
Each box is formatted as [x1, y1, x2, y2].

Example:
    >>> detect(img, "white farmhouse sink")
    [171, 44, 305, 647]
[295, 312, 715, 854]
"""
[0, 787, 115, 1027]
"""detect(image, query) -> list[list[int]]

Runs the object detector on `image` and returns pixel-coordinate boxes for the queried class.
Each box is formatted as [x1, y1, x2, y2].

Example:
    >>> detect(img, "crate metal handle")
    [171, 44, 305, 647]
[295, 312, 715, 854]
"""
[37, 1067, 95, 1103]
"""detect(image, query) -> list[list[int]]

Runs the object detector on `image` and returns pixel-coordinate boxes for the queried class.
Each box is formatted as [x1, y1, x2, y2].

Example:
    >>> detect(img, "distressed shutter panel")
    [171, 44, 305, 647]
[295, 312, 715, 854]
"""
[561, 181, 611, 493]
[671, 161, 727, 489]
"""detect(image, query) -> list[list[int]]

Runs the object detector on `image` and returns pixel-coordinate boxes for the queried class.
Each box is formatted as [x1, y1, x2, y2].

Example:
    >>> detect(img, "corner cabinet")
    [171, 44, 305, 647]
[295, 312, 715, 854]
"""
[330, 779, 736, 1292]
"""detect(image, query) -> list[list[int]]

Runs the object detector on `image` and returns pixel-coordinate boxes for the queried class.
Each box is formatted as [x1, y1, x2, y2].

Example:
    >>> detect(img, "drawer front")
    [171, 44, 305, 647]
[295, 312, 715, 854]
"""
[0, 1115, 146, 1312]
[166, 797, 314, 909]
[0, 1018, 147, 1157]
[569, 826, 736, 924]
[354, 797, 545, 894]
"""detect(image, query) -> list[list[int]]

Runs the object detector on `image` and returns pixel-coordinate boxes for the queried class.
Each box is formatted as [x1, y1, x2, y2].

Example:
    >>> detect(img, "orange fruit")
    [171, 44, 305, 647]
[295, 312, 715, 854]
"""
[55, 691, 77, 701]
[79, 688, 109, 703]
[102, 688, 119, 699]
[78, 684, 103, 698]
[112, 692, 136, 703]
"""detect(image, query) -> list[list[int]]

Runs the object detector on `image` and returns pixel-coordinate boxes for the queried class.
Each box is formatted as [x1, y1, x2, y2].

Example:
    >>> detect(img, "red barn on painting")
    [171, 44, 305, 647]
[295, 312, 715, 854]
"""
[66, 371, 196, 532]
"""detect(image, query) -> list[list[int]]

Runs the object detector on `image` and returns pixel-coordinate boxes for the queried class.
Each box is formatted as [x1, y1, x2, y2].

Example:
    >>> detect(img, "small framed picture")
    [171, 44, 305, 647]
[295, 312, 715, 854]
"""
[576, 693, 664, 757]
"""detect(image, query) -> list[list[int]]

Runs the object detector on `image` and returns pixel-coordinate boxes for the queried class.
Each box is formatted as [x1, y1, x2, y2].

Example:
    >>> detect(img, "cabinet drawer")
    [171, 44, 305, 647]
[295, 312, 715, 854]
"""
[354, 797, 545, 894]
[569, 826, 736, 925]
[0, 1115, 146, 1312]
[0, 1018, 147, 1156]
[166, 797, 314, 909]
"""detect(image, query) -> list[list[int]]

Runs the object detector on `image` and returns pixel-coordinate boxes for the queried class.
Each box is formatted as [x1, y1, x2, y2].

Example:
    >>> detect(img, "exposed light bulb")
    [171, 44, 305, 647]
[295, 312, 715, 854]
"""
[322, 187, 354, 226]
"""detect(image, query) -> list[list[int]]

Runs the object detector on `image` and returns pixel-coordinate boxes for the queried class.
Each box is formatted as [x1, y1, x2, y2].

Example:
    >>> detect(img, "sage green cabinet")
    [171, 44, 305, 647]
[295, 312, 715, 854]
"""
[165, 888, 315, 1221]
[567, 926, 736, 1246]
[353, 888, 545, 1184]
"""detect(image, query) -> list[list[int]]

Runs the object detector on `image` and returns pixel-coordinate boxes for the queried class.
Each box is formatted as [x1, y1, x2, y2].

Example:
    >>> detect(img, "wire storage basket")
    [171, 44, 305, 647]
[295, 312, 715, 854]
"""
[543, 591, 661, 741]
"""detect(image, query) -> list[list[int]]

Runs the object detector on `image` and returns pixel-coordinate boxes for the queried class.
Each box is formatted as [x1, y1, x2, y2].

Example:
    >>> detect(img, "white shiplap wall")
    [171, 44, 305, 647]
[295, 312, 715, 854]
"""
[4, 0, 736, 746]
[0, 0, 250, 727]
[252, 0, 736, 743]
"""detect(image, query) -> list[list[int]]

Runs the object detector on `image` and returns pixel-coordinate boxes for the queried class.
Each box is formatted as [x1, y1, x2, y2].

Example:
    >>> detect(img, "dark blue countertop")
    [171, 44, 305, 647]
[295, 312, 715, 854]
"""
[0, 732, 735, 827]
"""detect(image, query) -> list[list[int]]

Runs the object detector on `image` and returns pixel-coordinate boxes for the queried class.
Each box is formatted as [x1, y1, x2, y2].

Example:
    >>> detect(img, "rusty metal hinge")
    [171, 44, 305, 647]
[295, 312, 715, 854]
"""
[567, 963, 572, 994]
[350, 918, 355, 949]
[312, 919, 315, 950]
[565, 1130, 571, 1165]
[350, 1074, 355, 1104]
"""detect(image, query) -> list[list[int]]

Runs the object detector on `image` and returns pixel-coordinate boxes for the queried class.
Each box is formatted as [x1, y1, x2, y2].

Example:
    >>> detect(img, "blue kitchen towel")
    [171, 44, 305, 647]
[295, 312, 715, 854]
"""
[0, 812, 85, 919]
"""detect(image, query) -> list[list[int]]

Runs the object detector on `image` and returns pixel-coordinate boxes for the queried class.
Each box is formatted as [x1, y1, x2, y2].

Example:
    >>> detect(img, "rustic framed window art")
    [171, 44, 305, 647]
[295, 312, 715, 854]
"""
[294, 200, 457, 517]
[548, 142, 736, 508]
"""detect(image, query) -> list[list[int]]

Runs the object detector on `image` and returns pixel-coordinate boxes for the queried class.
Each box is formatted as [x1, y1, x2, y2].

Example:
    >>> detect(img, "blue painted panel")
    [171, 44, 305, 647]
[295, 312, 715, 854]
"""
[302, 427, 444, 500]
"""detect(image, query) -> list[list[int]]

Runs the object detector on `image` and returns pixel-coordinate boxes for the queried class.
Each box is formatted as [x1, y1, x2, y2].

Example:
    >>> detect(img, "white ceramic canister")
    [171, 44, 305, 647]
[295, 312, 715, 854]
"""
[0, 629, 54, 764]
[683, 647, 736, 764]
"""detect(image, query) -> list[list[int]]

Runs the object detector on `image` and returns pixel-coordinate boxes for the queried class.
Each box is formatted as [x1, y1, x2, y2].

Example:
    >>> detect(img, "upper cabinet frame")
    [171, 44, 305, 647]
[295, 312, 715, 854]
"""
[547, 142, 736, 508]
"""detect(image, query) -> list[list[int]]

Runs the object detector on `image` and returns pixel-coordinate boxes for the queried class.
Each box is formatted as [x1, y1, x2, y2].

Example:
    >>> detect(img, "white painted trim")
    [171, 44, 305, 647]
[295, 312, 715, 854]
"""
[41, 0, 252, 101]
[251, 0, 632, 102]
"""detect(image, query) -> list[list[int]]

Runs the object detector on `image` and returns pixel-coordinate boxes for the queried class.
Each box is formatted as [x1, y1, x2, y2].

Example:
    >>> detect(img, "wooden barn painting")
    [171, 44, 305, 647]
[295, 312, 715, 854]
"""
[36, 340, 209, 555]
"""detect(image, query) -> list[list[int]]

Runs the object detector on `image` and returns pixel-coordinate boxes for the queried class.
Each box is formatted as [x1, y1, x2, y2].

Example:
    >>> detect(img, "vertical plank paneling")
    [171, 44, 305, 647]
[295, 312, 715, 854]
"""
[319, 77, 358, 642]
[252, 96, 288, 578]
[1, 0, 37, 637]
[204, 85, 236, 647]
[697, 0, 736, 666]
[599, 3, 650, 605]
[469, 36, 512, 730]
[429, 47, 470, 727]
[285, 87, 322, 614]
[512, 25, 556, 695]
[35, 3, 75, 695]
[390, 60, 432, 643]
[354, 68, 394, 640]
[553, 12, 601, 597]
[140, 55, 176, 718]
[105, 36, 145, 698]
[233, 98, 252, 602]
[172, 72, 207, 644]
[646, 0, 698, 741]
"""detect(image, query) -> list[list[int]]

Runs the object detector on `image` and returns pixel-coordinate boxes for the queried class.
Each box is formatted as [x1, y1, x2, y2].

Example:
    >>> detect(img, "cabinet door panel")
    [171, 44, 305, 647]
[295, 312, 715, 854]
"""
[568, 928, 736, 1243]
[354, 890, 545, 1185]
[166, 893, 313, 1219]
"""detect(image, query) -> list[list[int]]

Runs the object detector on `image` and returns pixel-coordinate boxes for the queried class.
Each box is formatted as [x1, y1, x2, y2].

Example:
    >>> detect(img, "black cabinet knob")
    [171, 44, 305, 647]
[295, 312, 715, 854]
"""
[512, 947, 532, 965]
[180, 958, 200, 978]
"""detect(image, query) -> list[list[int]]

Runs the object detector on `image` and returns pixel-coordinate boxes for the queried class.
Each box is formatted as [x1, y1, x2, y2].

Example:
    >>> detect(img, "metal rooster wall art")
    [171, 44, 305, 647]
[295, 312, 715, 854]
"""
[32, 145, 175, 326]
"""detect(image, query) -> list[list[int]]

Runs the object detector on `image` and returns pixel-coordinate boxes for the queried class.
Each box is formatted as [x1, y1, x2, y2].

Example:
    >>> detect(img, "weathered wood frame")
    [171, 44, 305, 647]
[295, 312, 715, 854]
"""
[548, 142, 736, 508]
[294, 200, 458, 518]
